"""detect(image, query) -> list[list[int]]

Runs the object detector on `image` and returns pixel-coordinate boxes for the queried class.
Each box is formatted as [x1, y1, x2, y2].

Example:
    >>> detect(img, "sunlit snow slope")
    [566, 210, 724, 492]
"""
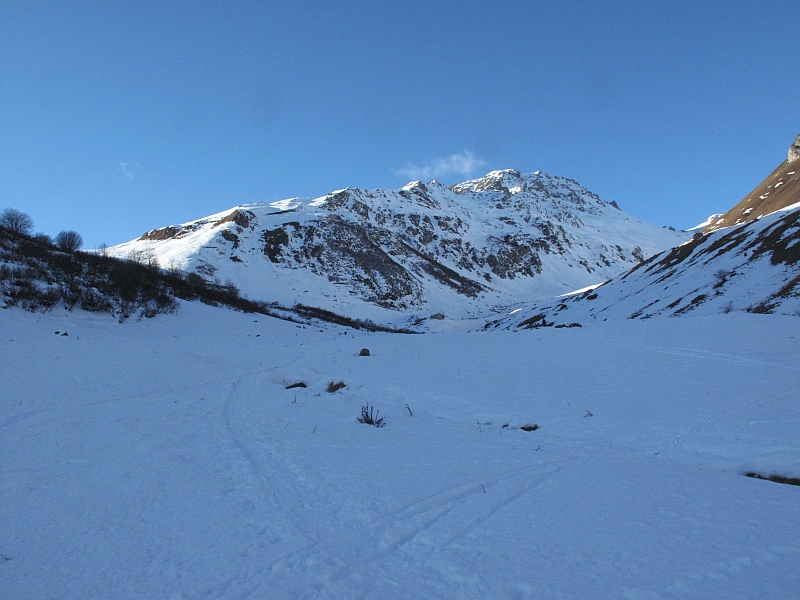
[108, 170, 687, 324]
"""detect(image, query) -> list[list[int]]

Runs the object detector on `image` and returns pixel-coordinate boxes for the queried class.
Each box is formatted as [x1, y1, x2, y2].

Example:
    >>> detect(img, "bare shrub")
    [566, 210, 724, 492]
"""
[127, 249, 145, 264]
[713, 269, 731, 288]
[33, 233, 53, 246]
[358, 403, 385, 427]
[55, 230, 83, 253]
[0, 208, 34, 235]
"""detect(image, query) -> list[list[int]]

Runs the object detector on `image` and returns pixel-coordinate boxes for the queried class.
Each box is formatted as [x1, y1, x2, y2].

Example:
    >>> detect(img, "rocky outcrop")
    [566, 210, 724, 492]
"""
[789, 134, 800, 163]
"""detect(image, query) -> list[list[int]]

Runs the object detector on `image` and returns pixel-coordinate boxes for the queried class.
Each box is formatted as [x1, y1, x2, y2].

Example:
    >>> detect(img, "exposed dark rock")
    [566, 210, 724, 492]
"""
[139, 226, 184, 241]
[217, 209, 255, 229]
[220, 229, 240, 248]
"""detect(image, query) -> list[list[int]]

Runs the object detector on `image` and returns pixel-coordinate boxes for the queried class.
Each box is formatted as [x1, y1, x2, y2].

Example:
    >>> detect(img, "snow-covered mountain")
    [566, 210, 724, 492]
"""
[108, 169, 687, 324]
[489, 203, 800, 329]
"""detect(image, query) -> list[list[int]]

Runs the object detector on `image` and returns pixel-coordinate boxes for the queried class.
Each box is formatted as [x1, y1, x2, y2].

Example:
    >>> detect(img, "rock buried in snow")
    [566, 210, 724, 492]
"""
[285, 382, 307, 389]
[359, 348, 370, 356]
[520, 424, 539, 431]
[327, 381, 346, 393]
[745, 472, 800, 486]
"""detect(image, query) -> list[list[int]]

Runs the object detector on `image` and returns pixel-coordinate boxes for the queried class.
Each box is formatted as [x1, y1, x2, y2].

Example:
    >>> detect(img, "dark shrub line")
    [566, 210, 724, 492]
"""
[1, 226, 415, 331]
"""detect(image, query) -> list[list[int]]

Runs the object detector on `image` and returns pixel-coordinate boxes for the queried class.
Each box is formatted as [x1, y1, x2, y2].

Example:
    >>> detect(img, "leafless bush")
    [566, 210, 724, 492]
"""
[0, 208, 34, 235]
[358, 403, 385, 427]
[55, 230, 83, 253]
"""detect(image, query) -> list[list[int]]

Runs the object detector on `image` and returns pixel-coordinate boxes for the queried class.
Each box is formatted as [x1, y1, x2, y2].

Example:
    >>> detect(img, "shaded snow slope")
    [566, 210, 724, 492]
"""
[107, 170, 686, 325]
[492, 205, 800, 329]
[2, 304, 799, 598]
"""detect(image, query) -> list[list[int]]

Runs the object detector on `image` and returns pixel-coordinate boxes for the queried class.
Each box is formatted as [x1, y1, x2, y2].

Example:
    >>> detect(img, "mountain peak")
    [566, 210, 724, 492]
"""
[451, 169, 527, 194]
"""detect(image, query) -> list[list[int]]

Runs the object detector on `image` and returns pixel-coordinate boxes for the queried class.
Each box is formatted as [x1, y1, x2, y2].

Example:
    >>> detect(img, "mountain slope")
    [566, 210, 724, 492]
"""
[108, 170, 687, 324]
[490, 204, 800, 329]
[704, 134, 800, 233]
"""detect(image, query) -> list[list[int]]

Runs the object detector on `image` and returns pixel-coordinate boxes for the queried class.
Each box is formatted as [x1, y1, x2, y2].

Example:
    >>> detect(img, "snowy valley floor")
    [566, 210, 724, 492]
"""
[1, 303, 799, 599]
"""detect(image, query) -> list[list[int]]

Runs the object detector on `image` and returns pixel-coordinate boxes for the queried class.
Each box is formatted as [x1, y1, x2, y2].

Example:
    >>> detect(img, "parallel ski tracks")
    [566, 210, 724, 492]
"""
[220, 368, 580, 598]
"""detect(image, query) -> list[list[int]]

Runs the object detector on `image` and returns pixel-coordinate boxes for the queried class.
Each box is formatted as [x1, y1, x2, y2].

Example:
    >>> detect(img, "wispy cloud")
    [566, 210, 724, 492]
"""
[394, 150, 486, 182]
[116, 162, 142, 182]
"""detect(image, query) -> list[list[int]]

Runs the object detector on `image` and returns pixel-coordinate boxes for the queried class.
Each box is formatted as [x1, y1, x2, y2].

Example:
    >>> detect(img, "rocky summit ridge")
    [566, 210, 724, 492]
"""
[108, 169, 687, 325]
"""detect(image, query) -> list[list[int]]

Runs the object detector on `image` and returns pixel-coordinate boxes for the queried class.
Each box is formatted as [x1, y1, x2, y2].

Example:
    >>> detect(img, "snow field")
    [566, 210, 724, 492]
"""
[1, 303, 799, 598]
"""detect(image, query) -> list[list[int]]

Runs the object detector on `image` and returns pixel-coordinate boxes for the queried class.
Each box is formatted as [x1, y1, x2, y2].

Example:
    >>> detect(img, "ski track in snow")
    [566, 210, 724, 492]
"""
[618, 342, 800, 371]
[658, 380, 800, 458]
[2, 305, 800, 599]
[220, 361, 331, 594]
[365, 460, 572, 555]
[222, 365, 582, 596]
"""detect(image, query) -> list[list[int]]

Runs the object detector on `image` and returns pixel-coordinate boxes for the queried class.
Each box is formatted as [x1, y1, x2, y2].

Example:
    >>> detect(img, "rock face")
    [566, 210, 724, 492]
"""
[789, 134, 800, 163]
[108, 169, 687, 323]
[704, 134, 800, 233]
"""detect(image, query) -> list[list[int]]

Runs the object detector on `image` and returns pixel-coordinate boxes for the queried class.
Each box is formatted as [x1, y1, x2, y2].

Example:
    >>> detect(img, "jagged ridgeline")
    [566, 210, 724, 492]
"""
[491, 136, 800, 329]
[109, 169, 687, 322]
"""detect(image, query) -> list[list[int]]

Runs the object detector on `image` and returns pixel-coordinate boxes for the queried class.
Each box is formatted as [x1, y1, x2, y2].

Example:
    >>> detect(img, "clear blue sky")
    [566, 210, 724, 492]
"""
[1, 1, 797, 247]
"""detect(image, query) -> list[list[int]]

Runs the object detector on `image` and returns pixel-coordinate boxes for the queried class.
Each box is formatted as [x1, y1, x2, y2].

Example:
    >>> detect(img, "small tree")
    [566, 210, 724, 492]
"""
[128, 249, 145, 264]
[143, 247, 159, 269]
[0, 208, 34, 235]
[224, 278, 240, 298]
[55, 230, 83, 252]
[166, 259, 182, 275]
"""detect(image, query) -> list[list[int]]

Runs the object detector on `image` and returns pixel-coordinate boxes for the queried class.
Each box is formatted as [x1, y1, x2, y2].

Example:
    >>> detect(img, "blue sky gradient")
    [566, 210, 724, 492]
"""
[1, 1, 798, 247]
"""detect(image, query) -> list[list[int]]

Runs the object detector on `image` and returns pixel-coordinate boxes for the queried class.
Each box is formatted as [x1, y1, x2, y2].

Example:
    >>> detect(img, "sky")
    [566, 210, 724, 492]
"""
[1, 1, 798, 248]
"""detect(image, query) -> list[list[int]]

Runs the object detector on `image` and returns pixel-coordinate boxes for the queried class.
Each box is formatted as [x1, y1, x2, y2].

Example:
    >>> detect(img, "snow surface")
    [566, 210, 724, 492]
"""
[2, 304, 799, 599]
[687, 214, 723, 231]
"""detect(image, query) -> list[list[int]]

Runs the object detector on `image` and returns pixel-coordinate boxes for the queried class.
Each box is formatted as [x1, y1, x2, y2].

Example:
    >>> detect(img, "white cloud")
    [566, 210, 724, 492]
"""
[394, 150, 486, 182]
